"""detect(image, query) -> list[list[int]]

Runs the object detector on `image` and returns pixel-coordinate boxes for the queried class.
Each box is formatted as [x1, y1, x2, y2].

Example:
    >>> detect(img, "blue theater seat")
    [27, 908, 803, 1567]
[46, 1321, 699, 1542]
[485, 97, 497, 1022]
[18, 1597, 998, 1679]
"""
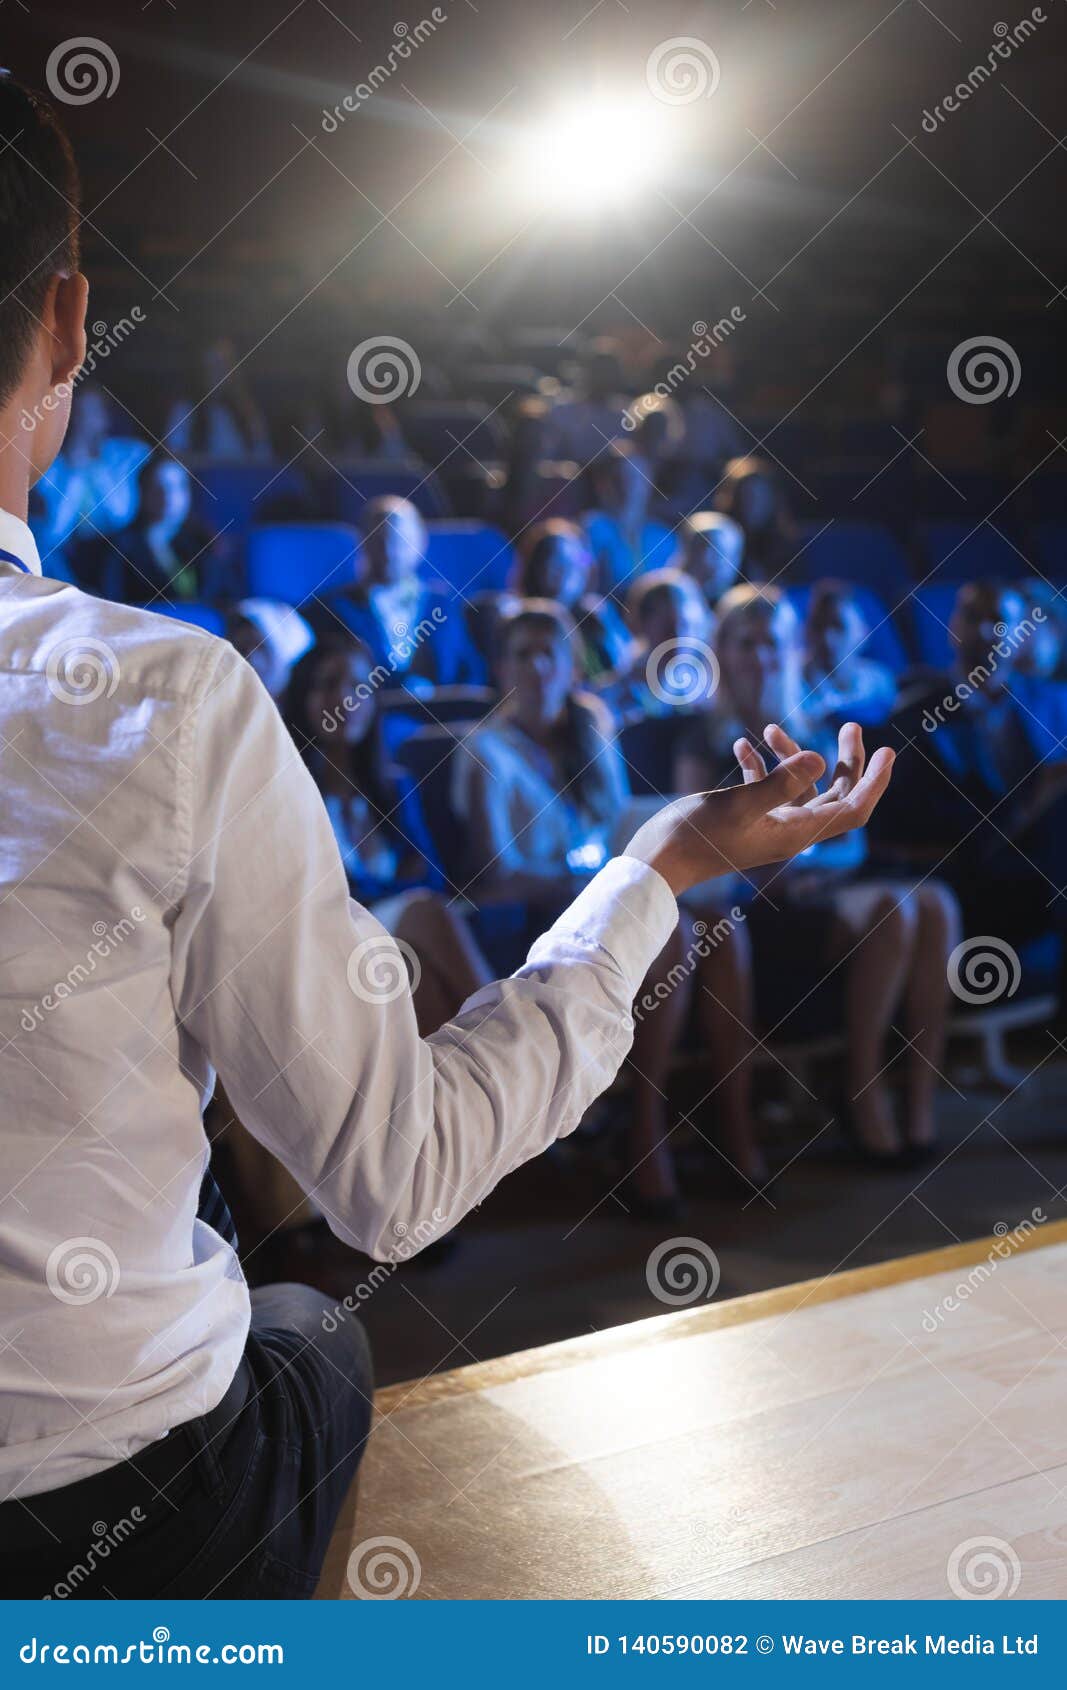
[392, 722, 479, 887]
[247, 523, 360, 605]
[425, 521, 514, 594]
[791, 520, 912, 595]
[1032, 521, 1067, 582]
[324, 461, 449, 523]
[917, 520, 1024, 582]
[401, 400, 506, 464]
[910, 584, 959, 669]
[188, 459, 312, 534]
[378, 685, 497, 758]
[618, 713, 701, 798]
[152, 602, 227, 636]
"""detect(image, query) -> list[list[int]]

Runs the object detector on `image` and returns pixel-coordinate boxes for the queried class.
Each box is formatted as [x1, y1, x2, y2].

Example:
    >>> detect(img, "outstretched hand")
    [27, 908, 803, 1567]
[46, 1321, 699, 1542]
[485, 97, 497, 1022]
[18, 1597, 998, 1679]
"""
[624, 721, 895, 898]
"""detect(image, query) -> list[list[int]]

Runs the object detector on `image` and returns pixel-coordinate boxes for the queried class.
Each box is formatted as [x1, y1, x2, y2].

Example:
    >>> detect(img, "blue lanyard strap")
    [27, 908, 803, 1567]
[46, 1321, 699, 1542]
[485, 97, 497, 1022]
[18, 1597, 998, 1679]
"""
[0, 547, 30, 573]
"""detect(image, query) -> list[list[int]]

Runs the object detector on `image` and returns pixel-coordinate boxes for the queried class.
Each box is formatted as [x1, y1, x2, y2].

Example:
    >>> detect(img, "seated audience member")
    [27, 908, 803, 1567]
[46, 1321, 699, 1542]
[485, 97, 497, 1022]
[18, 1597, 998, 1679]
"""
[582, 442, 678, 595]
[497, 395, 581, 536]
[1012, 579, 1066, 681]
[87, 454, 236, 604]
[680, 510, 746, 607]
[875, 581, 1067, 967]
[164, 336, 272, 460]
[677, 586, 959, 1162]
[452, 600, 764, 1212]
[510, 518, 631, 681]
[597, 568, 716, 723]
[624, 391, 687, 513]
[308, 494, 483, 685]
[226, 598, 314, 700]
[549, 337, 629, 461]
[32, 385, 150, 566]
[715, 454, 796, 581]
[803, 580, 897, 729]
[285, 633, 492, 1033]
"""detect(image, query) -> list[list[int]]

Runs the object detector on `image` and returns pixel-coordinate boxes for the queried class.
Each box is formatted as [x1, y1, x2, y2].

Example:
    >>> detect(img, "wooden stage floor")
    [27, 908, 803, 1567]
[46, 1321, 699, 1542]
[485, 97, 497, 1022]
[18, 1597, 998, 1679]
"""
[318, 1221, 1067, 1600]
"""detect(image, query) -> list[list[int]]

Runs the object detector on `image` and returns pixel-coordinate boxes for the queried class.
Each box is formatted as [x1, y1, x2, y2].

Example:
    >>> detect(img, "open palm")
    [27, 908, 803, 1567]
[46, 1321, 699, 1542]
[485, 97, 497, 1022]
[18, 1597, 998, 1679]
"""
[626, 722, 895, 896]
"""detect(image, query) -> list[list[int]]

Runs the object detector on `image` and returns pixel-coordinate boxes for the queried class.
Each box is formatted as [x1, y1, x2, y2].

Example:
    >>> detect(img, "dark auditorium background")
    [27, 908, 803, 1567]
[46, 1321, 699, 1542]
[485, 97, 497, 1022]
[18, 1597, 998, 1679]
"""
[7, 0, 1067, 1384]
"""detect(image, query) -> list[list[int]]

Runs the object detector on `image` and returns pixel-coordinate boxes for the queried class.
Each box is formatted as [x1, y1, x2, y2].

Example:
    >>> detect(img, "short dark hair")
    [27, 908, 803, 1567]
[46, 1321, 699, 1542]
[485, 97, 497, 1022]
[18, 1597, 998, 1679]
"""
[0, 76, 81, 407]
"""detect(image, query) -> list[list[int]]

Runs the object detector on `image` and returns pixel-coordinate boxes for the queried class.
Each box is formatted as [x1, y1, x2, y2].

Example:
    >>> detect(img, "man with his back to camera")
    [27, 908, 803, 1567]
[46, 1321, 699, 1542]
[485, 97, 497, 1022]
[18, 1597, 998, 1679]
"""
[0, 77, 894, 1598]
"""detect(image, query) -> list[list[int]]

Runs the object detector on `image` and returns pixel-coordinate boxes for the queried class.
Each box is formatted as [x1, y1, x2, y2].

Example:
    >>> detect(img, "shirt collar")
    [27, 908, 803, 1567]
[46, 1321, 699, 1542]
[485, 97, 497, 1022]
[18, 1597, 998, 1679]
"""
[0, 506, 42, 577]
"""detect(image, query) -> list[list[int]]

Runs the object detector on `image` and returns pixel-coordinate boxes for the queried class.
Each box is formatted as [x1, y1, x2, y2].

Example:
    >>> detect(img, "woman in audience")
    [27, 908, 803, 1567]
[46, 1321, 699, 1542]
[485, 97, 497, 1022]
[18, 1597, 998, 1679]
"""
[510, 519, 632, 681]
[596, 568, 716, 723]
[452, 599, 765, 1214]
[582, 442, 678, 594]
[226, 598, 314, 700]
[677, 585, 960, 1163]
[285, 633, 492, 1035]
[803, 580, 897, 729]
[679, 510, 746, 607]
[715, 455, 796, 581]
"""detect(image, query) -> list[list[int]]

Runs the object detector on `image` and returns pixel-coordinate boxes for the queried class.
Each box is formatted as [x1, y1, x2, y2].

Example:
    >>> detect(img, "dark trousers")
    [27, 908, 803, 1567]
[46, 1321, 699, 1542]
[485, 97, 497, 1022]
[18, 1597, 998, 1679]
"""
[0, 1284, 373, 1599]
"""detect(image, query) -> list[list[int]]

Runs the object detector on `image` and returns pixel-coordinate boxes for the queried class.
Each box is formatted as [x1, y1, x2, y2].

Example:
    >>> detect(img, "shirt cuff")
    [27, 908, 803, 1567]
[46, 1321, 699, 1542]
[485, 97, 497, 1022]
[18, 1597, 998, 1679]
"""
[527, 855, 679, 994]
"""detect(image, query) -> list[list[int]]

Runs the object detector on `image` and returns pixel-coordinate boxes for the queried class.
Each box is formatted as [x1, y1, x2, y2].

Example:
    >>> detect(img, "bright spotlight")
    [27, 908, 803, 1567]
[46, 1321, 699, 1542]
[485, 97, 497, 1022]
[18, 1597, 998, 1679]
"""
[511, 95, 670, 215]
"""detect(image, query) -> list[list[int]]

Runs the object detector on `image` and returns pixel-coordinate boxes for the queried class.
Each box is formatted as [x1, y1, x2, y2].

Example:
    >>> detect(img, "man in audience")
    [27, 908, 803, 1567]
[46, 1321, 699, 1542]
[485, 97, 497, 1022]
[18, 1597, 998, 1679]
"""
[803, 580, 897, 730]
[82, 453, 238, 604]
[874, 580, 1067, 949]
[680, 510, 746, 607]
[0, 75, 893, 1598]
[596, 567, 717, 722]
[582, 443, 678, 594]
[307, 492, 482, 685]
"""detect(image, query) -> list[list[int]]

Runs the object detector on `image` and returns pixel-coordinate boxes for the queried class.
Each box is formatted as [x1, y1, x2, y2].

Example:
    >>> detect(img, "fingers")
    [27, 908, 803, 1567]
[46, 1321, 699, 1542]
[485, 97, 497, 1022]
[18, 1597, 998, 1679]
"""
[811, 721, 866, 807]
[802, 746, 896, 839]
[734, 736, 767, 784]
[745, 748, 825, 813]
[764, 722, 800, 759]
[764, 723, 819, 804]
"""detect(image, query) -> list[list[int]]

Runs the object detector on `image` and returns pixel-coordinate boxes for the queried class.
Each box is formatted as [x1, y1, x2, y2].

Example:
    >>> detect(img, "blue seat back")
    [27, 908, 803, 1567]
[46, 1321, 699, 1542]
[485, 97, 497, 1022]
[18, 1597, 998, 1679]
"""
[152, 602, 226, 636]
[425, 522, 513, 594]
[910, 585, 959, 669]
[247, 523, 360, 606]
[792, 521, 911, 594]
[917, 520, 1023, 582]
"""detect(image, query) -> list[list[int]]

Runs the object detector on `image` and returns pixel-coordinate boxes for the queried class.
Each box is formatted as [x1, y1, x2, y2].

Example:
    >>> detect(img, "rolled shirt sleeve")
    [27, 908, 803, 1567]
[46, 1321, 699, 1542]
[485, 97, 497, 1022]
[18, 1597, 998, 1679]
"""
[170, 644, 678, 1259]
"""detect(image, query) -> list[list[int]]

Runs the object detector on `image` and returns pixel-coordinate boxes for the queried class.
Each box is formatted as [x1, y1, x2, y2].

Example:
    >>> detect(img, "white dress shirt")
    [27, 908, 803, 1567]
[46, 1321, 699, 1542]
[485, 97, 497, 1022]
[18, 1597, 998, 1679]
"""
[0, 506, 677, 1500]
